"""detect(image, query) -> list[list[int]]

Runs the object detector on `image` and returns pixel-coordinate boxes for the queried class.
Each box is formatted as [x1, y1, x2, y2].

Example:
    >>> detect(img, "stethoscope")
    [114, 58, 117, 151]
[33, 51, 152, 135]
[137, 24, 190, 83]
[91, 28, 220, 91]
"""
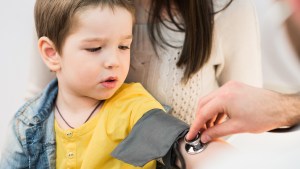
[184, 132, 207, 155]
[184, 124, 300, 155]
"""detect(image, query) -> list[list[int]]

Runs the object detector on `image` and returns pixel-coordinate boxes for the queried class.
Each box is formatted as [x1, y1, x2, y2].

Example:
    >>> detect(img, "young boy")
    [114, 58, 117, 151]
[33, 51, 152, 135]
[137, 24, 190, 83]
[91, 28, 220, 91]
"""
[0, 0, 172, 168]
[0, 0, 230, 169]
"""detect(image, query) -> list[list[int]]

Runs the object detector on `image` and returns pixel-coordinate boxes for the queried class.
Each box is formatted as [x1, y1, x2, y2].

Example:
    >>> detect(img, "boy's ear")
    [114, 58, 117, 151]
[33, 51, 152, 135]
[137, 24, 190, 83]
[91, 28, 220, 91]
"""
[38, 36, 61, 72]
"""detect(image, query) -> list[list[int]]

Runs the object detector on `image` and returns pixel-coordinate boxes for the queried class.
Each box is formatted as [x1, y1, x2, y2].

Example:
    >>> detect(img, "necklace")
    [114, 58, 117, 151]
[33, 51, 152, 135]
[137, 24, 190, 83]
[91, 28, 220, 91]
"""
[55, 101, 103, 129]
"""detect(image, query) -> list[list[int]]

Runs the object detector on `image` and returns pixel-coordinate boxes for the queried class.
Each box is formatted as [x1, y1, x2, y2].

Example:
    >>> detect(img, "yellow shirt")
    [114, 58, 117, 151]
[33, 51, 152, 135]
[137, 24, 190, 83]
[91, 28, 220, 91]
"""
[55, 83, 164, 169]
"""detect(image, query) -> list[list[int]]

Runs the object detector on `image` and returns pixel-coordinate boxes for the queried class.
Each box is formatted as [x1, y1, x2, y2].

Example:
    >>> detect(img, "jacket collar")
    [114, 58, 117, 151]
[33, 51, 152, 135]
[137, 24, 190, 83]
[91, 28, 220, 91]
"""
[17, 79, 58, 126]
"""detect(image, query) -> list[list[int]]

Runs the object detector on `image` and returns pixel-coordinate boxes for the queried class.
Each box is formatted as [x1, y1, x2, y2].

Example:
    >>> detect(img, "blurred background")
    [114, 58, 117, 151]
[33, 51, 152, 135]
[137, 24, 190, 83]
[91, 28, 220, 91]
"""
[0, 0, 299, 168]
[256, 0, 300, 93]
[0, 0, 35, 154]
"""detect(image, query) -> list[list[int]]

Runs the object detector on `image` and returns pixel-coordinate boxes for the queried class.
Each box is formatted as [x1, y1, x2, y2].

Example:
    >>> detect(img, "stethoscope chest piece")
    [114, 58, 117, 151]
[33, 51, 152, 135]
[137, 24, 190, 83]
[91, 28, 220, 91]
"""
[184, 132, 207, 155]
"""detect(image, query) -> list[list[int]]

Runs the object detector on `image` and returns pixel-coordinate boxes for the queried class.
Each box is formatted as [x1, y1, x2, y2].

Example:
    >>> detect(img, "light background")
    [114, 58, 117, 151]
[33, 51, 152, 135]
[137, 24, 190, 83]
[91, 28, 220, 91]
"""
[0, 0, 35, 153]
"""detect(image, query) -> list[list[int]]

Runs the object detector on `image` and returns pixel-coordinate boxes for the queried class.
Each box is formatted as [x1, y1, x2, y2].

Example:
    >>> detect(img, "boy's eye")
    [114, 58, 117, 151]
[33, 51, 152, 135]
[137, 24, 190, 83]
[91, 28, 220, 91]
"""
[118, 45, 130, 50]
[86, 47, 101, 52]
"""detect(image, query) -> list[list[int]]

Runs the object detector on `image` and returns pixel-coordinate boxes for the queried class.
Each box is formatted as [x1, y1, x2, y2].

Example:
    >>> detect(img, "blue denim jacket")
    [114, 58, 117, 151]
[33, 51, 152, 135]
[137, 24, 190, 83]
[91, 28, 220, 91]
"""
[0, 80, 58, 169]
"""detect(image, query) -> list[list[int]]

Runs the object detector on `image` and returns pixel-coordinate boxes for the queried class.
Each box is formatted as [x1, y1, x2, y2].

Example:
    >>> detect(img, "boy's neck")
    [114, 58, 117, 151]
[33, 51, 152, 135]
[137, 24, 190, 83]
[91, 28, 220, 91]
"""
[55, 90, 103, 130]
[55, 89, 101, 114]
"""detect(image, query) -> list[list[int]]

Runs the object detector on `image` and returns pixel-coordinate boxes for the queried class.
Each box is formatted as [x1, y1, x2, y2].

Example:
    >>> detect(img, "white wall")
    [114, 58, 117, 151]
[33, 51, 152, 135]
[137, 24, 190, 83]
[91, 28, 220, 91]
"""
[0, 0, 36, 152]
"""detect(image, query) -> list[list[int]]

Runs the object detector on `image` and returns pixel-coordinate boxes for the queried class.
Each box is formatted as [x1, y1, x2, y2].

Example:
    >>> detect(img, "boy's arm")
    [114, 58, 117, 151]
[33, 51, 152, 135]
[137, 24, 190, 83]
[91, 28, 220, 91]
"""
[112, 109, 188, 167]
[111, 109, 235, 168]
[0, 120, 29, 168]
[176, 138, 235, 169]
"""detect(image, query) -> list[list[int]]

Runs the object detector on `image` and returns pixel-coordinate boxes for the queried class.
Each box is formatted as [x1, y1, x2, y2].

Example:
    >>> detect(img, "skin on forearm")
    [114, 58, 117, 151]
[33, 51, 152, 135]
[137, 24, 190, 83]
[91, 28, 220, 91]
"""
[258, 90, 300, 130]
[176, 139, 235, 169]
[282, 92, 300, 126]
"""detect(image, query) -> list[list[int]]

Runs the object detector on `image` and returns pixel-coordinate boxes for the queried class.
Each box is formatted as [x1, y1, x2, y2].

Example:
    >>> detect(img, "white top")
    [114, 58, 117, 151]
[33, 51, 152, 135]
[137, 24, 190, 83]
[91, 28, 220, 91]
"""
[254, 0, 300, 94]
[26, 0, 262, 124]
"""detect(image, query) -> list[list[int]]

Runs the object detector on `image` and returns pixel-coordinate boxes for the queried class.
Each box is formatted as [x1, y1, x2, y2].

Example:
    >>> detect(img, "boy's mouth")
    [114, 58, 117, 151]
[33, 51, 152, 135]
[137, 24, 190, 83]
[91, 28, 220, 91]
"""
[100, 76, 118, 89]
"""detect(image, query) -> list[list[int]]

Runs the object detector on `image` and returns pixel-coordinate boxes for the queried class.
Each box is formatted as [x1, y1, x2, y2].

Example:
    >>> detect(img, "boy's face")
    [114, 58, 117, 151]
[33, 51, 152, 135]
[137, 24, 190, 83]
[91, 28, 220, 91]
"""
[56, 6, 133, 100]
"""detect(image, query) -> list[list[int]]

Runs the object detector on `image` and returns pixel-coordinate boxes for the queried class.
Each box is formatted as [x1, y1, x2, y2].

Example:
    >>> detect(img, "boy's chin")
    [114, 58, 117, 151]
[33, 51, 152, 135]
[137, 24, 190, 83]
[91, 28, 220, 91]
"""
[96, 91, 116, 100]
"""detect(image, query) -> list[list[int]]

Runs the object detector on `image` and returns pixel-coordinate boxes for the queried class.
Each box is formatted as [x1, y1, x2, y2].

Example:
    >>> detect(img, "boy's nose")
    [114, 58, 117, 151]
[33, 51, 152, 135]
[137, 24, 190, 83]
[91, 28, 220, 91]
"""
[104, 50, 120, 69]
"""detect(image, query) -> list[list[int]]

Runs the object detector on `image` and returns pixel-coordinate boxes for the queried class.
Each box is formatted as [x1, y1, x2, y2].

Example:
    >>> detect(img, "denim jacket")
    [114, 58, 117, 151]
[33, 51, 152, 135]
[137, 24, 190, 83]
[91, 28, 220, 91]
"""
[0, 80, 58, 169]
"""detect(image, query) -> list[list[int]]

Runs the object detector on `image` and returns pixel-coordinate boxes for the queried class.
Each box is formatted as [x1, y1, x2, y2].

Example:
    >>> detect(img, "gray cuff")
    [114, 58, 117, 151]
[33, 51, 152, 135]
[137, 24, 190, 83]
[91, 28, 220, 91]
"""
[111, 109, 189, 167]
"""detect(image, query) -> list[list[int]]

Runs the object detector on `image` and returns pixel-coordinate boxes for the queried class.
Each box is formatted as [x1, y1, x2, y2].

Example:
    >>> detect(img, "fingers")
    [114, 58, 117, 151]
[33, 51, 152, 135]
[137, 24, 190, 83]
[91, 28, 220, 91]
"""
[186, 97, 226, 140]
[187, 82, 237, 140]
[197, 87, 221, 110]
[206, 113, 227, 128]
[206, 115, 217, 128]
[214, 113, 227, 125]
[201, 120, 239, 143]
[197, 81, 236, 109]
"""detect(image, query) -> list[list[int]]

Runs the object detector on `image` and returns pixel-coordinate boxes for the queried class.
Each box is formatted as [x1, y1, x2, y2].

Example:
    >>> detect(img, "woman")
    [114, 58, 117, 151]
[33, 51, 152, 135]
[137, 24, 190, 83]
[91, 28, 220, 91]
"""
[27, 0, 261, 127]
[129, 0, 261, 125]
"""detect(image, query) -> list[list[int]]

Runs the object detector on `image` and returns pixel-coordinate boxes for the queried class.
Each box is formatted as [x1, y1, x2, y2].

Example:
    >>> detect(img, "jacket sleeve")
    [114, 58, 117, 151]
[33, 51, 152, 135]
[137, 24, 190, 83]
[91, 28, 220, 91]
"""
[0, 119, 29, 169]
[111, 109, 189, 167]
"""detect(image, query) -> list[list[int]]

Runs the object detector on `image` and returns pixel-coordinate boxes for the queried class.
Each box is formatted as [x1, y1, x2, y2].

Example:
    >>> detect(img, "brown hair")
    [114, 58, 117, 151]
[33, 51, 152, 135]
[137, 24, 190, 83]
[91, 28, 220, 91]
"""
[148, 0, 233, 83]
[34, 0, 135, 54]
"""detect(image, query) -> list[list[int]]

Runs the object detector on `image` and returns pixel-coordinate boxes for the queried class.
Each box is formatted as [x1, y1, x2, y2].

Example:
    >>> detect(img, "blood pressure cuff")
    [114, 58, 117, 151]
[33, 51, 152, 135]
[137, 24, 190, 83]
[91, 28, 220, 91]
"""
[111, 108, 189, 167]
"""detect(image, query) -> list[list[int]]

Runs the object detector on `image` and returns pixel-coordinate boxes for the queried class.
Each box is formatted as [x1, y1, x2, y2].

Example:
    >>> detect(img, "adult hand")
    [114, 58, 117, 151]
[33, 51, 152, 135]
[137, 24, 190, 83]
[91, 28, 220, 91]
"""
[186, 81, 299, 143]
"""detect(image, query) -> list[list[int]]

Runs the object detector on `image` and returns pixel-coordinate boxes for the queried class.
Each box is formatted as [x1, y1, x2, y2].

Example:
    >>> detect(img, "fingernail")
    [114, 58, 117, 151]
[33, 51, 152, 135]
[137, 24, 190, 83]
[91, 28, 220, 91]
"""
[202, 135, 211, 143]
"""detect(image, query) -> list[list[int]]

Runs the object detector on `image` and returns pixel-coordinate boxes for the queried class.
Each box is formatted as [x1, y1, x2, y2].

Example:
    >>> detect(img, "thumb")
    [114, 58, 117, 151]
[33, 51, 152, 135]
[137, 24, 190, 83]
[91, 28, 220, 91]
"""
[200, 121, 238, 143]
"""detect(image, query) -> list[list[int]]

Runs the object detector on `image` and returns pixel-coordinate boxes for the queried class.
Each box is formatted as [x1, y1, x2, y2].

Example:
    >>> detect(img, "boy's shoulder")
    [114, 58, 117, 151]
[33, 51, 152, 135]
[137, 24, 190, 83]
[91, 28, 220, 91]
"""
[13, 79, 58, 126]
[108, 82, 162, 108]
[113, 82, 152, 99]
[119, 82, 145, 91]
[7, 93, 48, 148]
[13, 93, 44, 125]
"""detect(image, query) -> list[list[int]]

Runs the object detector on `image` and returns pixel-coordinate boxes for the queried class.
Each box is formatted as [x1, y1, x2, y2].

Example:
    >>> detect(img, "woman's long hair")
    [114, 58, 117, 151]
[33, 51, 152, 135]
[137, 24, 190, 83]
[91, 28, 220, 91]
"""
[148, 0, 233, 83]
